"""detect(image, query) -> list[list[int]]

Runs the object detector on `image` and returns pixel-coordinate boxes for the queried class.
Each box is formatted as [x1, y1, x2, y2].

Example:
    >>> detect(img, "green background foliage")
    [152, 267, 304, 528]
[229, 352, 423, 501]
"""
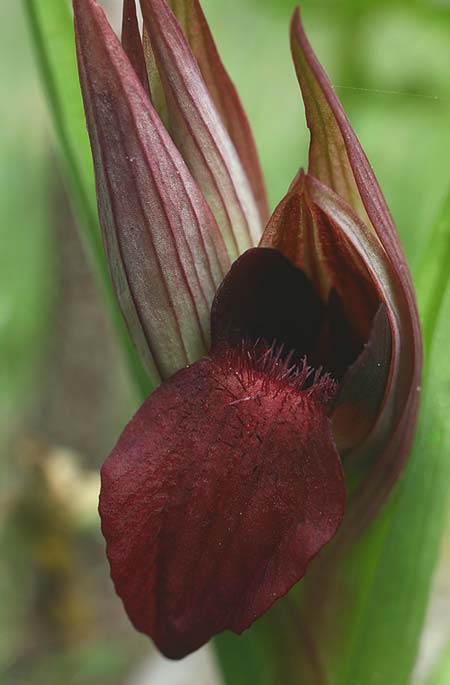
[3, 0, 450, 682]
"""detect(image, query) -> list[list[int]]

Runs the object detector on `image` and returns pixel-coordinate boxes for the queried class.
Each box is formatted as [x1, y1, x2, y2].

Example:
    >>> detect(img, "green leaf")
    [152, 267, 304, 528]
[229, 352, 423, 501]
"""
[416, 190, 450, 353]
[23, 0, 152, 398]
[330, 302, 449, 685]
[314, 191, 450, 684]
[0, 139, 53, 446]
[427, 640, 450, 685]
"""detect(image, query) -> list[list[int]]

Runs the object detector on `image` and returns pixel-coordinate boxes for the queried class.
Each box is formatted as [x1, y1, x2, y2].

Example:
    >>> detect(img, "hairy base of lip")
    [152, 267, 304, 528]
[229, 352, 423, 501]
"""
[100, 343, 345, 659]
[216, 340, 338, 406]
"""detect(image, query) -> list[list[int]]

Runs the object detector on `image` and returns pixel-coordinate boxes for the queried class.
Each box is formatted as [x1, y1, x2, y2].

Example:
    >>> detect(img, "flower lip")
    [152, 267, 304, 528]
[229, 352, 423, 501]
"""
[100, 343, 345, 659]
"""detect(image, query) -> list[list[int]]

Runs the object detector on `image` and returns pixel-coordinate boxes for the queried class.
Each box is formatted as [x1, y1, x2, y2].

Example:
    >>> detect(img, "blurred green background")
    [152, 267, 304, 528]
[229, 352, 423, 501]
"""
[1, 0, 450, 683]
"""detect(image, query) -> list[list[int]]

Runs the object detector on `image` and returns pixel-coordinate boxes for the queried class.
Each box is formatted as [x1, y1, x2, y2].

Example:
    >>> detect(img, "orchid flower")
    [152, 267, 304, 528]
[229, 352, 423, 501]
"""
[73, 0, 421, 660]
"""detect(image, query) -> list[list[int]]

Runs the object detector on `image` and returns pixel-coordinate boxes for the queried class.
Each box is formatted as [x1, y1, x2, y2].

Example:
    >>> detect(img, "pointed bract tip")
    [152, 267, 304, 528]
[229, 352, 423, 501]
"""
[291, 5, 301, 27]
[73, 0, 95, 14]
[73, 0, 106, 32]
[290, 6, 305, 45]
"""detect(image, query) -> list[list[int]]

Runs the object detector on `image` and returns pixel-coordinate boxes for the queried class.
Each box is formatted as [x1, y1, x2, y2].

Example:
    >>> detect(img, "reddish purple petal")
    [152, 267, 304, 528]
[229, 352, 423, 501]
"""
[168, 0, 269, 224]
[139, 0, 263, 259]
[290, 10, 422, 525]
[74, 0, 230, 381]
[100, 349, 345, 658]
[260, 172, 419, 523]
[259, 175, 378, 381]
[306, 176, 419, 526]
[141, 28, 171, 131]
[261, 173, 379, 342]
[121, 0, 149, 94]
[290, 8, 389, 242]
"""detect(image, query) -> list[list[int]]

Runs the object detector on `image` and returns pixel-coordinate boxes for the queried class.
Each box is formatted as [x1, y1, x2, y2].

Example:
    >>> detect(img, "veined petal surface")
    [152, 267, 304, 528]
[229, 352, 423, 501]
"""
[139, 0, 263, 259]
[74, 0, 229, 381]
[168, 0, 269, 224]
[100, 347, 344, 659]
[121, 0, 149, 95]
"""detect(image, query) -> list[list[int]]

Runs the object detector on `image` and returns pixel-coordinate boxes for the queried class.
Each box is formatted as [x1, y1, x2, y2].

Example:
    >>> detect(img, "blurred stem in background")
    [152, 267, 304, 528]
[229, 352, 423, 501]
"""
[0, 0, 54, 669]
[7, 0, 450, 683]
[23, 0, 152, 400]
[0, 4, 53, 452]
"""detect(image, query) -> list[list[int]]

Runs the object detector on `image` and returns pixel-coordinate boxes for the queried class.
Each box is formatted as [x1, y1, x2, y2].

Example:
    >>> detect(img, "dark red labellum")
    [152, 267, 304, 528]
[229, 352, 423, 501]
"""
[100, 248, 346, 658]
